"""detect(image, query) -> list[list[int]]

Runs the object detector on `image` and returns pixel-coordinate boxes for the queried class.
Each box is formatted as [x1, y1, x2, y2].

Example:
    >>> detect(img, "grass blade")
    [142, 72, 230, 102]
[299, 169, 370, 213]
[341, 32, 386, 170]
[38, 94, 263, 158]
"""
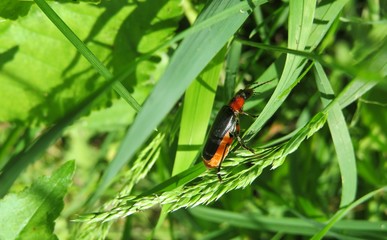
[314, 63, 357, 206]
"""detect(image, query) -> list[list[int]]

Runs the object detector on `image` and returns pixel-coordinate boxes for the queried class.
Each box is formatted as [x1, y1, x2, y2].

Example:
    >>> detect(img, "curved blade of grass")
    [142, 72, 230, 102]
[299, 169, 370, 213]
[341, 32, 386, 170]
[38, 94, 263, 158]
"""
[311, 186, 387, 240]
[91, 0, 268, 203]
[314, 63, 357, 206]
[307, 0, 349, 51]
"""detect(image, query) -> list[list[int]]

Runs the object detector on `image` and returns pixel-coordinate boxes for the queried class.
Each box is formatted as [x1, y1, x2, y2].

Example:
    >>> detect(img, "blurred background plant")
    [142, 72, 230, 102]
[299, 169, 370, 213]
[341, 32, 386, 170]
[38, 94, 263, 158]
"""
[0, 0, 386, 239]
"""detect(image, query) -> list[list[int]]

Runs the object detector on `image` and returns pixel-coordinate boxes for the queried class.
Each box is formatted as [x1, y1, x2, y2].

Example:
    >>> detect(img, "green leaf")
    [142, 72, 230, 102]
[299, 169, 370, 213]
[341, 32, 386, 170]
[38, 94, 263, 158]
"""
[0, 161, 75, 240]
[0, 0, 181, 124]
[1, 3, 106, 124]
[0, 0, 33, 20]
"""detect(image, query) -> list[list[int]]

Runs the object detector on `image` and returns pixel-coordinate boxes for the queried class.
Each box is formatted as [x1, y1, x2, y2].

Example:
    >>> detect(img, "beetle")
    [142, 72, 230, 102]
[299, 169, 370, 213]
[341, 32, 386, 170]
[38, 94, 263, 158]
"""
[201, 81, 272, 181]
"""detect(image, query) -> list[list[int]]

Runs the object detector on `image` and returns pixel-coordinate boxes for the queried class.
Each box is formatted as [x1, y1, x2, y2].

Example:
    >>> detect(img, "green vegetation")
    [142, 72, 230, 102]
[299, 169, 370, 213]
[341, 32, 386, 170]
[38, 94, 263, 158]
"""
[0, 0, 386, 239]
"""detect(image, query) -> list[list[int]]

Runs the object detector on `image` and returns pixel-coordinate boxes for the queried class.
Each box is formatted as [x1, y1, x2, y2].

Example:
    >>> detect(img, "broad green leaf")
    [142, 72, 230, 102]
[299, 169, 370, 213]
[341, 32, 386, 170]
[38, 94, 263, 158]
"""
[0, 161, 75, 240]
[0, 0, 33, 20]
[0, 0, 100, 21]
[1, 3, 105, 124]
[0, 0, 181, 124]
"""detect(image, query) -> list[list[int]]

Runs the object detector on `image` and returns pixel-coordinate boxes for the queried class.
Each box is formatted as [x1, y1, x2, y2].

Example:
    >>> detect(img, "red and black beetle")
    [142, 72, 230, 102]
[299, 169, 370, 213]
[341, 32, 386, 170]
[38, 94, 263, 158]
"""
[201, 81, 272, 181]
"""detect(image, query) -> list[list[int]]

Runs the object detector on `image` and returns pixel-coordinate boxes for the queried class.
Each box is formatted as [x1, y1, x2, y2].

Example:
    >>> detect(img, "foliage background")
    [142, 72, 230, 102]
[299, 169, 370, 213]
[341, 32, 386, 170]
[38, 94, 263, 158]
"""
[0, 0, 386, 239]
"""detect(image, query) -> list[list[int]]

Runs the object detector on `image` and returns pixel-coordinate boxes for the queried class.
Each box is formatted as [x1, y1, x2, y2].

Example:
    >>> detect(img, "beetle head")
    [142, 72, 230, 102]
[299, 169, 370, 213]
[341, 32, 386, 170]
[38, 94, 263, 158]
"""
[237, 88, 254, 100]
[243, 79, 275, 98]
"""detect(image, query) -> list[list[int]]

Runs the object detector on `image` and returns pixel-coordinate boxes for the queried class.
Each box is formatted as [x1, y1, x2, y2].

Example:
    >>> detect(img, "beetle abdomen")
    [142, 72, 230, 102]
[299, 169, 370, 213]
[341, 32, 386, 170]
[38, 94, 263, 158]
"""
[202, 106, 236, 168]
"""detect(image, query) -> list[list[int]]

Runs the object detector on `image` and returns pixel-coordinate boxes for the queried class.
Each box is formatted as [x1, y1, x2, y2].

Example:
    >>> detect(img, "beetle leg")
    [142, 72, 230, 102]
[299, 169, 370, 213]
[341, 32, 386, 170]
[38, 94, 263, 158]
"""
[234, 118, 255, 154]
[237, 135, 255, 153]
[240, 111, 258, 118]
[217, 143, 230, 182]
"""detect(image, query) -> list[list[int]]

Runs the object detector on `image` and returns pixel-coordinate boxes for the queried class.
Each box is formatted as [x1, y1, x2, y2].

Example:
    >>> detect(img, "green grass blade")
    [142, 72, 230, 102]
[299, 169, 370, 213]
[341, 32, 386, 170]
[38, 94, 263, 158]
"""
[244, 0, 351, 141]
[224, 41, 242, 101]
[314, 63, 357, 206]
[307, 0, 349, 50]
[151, 0, 267, 55]
[91, 0, 268, 203]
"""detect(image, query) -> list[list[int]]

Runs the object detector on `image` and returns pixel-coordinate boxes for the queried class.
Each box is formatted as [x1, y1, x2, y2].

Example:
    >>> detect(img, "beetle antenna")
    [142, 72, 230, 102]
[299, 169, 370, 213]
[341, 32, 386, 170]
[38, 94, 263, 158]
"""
[248, 79, 275, 90]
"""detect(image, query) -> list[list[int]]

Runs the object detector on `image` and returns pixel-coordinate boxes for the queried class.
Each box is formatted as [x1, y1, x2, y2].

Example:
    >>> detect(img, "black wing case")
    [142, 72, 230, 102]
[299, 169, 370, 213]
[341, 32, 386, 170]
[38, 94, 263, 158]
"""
[202, 106, 236, 160]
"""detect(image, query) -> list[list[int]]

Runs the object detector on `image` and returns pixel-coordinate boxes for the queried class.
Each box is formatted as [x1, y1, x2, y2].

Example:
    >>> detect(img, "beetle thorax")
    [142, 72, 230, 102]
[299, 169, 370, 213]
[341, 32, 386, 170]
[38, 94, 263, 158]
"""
[229, 96, 245, 112]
